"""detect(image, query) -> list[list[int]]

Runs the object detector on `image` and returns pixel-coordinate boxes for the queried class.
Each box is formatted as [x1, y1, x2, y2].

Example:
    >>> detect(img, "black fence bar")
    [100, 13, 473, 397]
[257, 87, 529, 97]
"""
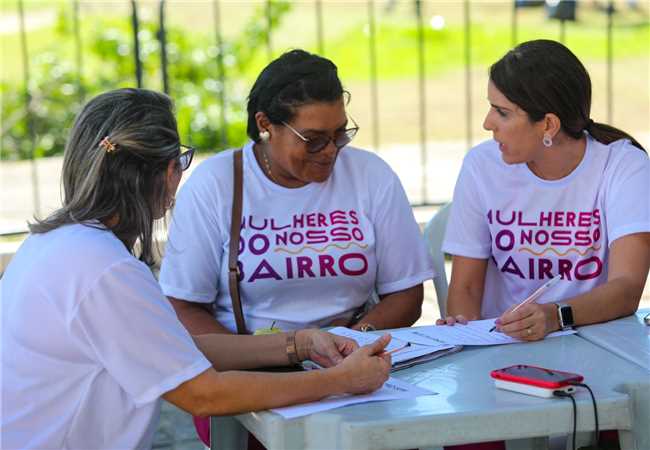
[366, 0, 379, 152]
[606, 0, 614, 123]
[212, 0, 228, 146]
[8, 0, 640, 212]
[72, 0, 85, 101]
[464, 0, 472, 150]
[415, 0, 427, 203]
[315, 0, 324, 55]
[158, 0, 169, 94]
[266, 0, 273, 60]
[130, 0, 143, 88]
[17, 0, 41, 216]
[512, 1, 518, 46]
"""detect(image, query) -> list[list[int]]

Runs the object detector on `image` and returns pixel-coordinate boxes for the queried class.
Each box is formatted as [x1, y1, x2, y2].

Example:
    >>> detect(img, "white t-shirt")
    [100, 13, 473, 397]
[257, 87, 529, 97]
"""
[160, 141, 434, 333]
[443, 135, 650, 319]
[1, 223, 211, 450]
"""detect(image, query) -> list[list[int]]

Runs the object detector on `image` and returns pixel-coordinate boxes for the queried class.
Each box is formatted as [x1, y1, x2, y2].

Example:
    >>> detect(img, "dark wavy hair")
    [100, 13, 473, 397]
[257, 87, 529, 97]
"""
[490, 39, 644, 151]
[246, 49, 345, 141]
[29, 88, 181, 266]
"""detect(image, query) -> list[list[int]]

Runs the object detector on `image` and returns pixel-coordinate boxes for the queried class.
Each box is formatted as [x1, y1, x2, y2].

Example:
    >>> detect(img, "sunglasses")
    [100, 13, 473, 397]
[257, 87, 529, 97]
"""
[282, 116, 360, 153]
[178, 144, 195, 171]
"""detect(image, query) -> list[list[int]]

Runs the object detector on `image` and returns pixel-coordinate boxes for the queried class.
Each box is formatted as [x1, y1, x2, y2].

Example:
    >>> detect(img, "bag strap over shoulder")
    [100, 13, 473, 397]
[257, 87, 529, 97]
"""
[228, 149, 247, 334]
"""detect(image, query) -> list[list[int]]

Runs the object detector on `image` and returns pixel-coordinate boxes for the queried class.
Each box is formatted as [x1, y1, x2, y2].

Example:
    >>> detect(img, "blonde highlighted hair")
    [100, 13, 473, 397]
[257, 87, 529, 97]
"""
[30, 88, 181, 266]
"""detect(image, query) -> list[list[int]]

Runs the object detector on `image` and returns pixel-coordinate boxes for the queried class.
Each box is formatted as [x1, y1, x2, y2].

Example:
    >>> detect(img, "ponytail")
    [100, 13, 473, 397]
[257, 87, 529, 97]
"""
[586, 120, 646, 152]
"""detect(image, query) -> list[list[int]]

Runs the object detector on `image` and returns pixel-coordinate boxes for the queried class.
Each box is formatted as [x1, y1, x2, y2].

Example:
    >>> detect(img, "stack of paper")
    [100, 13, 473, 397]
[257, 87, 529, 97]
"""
[327, 327, 462, 371]
[390, 318, 576, 347]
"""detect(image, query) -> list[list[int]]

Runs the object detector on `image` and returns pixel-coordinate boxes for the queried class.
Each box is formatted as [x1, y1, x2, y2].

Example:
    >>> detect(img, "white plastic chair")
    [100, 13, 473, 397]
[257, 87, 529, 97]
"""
[422, 203, 452, 319]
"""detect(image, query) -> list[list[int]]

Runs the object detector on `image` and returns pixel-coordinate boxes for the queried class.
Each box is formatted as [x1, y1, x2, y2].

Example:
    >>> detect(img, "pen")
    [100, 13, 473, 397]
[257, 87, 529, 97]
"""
[380, 342, 411, 357]
[489, 274, 563, 332]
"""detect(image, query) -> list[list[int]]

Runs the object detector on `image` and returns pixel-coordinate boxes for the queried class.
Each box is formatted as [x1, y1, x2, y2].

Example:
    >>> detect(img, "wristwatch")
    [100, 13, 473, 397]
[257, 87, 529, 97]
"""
[556, 303, 575, 330]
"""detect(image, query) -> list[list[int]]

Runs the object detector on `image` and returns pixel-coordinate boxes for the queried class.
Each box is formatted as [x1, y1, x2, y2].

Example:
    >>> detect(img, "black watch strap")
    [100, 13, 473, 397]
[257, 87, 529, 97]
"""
[556, 303, 574, 330]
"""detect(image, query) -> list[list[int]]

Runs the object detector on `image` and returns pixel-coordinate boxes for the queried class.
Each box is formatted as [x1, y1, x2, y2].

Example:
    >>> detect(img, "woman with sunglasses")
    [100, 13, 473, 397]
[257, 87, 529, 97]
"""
[160, 49, 433, 445]
[1, 88, 393, 449]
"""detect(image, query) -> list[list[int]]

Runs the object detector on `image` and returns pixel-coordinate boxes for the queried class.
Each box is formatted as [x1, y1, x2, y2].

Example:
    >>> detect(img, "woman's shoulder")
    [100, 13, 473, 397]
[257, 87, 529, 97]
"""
[190, 148, 237, 178]
[337, 146, 397, 178]
[595, 137, 649, 173]
[607, 138, 648, 161]
[179, 147, 238, 195]
[464, 139, 502, 166]
[69, 223, 134, 261]
[26, 223, 136, 279]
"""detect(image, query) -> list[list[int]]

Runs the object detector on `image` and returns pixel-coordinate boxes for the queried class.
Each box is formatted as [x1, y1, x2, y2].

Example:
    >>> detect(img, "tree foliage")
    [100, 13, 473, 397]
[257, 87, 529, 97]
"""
[1, 1, 291, 161]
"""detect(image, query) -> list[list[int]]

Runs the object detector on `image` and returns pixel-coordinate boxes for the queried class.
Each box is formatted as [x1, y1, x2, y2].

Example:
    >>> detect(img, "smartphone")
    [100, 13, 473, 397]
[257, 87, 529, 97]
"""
[490, 364, 583, 398]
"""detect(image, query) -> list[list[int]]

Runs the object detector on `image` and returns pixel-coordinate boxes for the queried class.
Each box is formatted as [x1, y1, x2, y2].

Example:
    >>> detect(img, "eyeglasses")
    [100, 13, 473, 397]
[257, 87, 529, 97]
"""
[282, 116, 359, 153]
[178, 145, 195, 171]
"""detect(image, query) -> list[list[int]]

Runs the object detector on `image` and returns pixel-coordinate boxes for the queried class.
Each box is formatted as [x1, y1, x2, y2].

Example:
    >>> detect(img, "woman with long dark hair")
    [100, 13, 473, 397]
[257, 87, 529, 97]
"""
[1, 88, 391, 449]
[440, 39, 649, 341]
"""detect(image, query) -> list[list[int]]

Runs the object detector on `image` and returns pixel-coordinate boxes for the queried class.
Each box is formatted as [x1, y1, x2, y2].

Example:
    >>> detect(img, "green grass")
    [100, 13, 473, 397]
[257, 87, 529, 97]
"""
[330, 10, 649, 81]
[1, 1, 648, 148]
[2, 1, 648, 84]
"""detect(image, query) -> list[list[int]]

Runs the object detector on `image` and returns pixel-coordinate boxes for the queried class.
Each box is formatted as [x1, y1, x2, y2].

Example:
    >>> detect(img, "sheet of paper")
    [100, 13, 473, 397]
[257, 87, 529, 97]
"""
[328, 327, 455, 364]
[390, 319, 576, 347]
[270, 376, 436, 419]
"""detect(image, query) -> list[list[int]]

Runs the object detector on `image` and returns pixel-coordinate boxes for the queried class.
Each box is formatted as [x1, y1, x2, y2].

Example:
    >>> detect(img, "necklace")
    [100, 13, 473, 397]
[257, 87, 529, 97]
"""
[258, 145, 277, 183]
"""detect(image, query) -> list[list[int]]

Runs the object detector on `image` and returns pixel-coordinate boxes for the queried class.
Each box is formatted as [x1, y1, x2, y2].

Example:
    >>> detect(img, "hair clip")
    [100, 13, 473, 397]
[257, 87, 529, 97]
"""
[99, 136, 116, 153]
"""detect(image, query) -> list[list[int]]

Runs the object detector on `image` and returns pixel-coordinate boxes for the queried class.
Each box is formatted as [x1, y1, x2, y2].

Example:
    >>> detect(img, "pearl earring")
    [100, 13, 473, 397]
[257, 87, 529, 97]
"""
[259, 130, 270, 142]
[543, 134, 553, 148]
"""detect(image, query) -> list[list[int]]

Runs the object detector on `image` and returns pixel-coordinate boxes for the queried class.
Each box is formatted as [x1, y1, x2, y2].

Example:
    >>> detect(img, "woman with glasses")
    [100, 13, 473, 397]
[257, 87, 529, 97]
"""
[160, 49, 433, 445]
[1, 88, 393, 449]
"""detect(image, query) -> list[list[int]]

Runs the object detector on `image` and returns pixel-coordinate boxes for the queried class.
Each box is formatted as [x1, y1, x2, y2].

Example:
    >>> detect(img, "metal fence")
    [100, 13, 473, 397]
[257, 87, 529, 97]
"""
[4, 0, 648, 232]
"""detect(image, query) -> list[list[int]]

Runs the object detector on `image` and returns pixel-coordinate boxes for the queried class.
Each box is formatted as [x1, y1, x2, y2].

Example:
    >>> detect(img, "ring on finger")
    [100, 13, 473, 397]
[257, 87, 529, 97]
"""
[526, 328, 533, 336]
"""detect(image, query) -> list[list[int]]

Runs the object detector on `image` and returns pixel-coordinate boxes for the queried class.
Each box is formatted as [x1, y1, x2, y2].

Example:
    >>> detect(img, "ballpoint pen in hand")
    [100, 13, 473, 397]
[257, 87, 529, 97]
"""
[380, 342, 411, 357]
[489, 274, 563, 332]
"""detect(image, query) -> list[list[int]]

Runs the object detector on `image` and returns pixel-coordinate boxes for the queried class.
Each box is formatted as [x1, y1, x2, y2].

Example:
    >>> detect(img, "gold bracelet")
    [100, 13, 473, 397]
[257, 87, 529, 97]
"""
[286, 331, 299, 366]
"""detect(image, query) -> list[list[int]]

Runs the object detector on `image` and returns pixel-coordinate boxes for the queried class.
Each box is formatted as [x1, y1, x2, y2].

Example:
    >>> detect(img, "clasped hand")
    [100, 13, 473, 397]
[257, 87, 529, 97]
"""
[300, 329, 392, 395]
[299, 329, 358, 367]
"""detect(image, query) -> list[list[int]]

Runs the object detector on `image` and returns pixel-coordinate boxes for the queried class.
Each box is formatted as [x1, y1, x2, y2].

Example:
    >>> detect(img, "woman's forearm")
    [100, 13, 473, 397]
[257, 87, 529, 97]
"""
[165, 366, 344, 417]
[164, 336, 392, 417]
[192, 330, 311, 371]
[200, 369, 343, 416]
[549, 276, 643, 329]
[446, 284, 483, 320]
[445, 256, 488, 320]
[168, 297, 233, 334]
[553, 233, 650, 329]
[352, 285, 423, 330]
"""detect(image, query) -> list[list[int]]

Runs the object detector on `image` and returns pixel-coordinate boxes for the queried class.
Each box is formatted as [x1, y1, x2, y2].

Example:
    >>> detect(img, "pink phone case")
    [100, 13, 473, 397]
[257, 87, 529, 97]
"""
[490, 364, 583, 389]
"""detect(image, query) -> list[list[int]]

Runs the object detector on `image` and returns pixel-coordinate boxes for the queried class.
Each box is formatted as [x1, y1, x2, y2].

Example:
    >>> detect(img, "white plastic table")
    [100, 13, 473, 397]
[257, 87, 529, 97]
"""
[210, 334, 650, 450]
[577, 308, 650, 372]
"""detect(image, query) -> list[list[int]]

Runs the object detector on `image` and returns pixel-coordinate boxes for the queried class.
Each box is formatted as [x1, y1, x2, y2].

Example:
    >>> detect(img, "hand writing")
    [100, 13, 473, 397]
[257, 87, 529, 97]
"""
[495, 303, 556, 341]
